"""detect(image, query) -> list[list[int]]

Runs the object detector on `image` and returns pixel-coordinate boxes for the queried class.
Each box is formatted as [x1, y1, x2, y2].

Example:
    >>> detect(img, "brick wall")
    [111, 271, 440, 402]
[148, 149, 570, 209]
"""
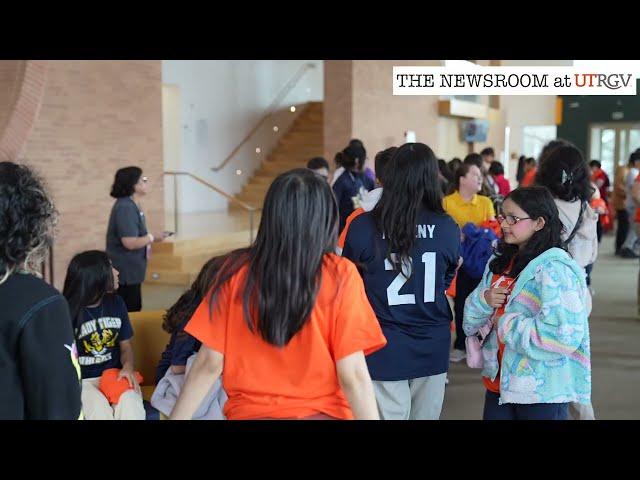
[19, 60, 164, 290]
[0, 61, 47, 162]
[323, 61, 353, 163]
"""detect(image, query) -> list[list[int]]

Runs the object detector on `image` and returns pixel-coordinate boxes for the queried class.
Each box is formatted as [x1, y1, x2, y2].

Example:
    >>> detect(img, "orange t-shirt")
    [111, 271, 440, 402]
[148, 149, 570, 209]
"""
[337, 207, 365, 251]
[185, 254, 387, 420]
[520, 168, 537, 187]
[482, 272, 516, 393]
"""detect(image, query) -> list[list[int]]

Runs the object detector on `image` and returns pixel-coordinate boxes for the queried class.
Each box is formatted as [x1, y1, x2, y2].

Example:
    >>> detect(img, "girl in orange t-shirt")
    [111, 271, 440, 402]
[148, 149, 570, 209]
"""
[170, 169, 387, 420]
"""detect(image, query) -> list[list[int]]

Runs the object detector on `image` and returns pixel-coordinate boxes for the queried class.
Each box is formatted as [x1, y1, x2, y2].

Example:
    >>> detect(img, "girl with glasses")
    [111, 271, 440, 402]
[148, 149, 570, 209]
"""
[463, 186, 592, 420]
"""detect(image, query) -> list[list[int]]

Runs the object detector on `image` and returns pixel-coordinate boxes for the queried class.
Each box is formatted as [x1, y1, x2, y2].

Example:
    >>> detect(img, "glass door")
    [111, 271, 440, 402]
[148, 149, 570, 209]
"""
[589, 123, 640, 180]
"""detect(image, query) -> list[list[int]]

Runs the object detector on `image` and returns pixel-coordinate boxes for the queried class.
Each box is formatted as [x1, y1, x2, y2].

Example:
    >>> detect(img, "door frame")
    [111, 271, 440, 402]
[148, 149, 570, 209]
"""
[587, 122, 640, 177]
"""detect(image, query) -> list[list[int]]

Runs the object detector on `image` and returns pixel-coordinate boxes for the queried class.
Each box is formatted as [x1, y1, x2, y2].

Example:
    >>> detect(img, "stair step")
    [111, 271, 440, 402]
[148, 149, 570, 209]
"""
[144, 269, 193, 287]
[151, 230, 253, 256]
[230, 100, 322, 210]
[248, 176, 274, 185]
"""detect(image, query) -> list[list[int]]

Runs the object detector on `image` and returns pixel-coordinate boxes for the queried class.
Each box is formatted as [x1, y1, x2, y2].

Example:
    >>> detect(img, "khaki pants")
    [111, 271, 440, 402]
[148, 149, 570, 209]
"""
[81, 378, 145, 420]
[373, 373, 447, 420]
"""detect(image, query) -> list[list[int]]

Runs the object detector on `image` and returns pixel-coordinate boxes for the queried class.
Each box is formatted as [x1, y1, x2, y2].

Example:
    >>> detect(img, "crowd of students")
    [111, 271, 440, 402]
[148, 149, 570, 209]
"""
[2, 135, 605, 420]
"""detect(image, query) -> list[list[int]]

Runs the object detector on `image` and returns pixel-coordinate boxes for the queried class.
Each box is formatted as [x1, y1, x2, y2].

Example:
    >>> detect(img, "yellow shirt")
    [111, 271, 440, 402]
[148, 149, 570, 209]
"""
[443, 190, 495, 227]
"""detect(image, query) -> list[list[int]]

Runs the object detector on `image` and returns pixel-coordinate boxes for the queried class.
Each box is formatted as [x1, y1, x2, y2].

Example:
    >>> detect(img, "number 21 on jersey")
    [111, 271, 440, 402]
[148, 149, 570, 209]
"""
[384, 252, 436, 306]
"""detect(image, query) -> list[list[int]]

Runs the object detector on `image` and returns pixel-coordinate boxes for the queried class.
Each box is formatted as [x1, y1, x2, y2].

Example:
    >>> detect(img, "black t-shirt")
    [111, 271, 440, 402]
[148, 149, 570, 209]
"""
[75, 294, 134, 379]
[0, 273, 82, 420]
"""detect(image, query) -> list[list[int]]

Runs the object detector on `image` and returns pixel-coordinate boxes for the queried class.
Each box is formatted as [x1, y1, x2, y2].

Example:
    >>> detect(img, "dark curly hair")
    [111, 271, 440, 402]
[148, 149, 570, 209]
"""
[110, 166, 142, 198]
[535, 143, 594, 202]
[0, 162, 57, 283]
[162, 255, 227, 335]
[490, 186, 565, 277]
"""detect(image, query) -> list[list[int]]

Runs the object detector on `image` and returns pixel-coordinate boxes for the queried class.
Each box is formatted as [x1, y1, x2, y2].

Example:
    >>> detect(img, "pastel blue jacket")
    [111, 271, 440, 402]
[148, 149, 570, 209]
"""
[463, 247, 592, 405]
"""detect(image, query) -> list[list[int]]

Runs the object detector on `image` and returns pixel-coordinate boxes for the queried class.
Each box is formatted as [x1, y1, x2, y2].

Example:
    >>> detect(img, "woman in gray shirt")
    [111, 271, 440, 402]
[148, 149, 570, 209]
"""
[107, 167, 167, 311]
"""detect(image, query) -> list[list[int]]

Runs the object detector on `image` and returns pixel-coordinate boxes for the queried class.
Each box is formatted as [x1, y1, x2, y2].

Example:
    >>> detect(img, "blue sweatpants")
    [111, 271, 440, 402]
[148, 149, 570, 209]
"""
[483, 390, 568, 420]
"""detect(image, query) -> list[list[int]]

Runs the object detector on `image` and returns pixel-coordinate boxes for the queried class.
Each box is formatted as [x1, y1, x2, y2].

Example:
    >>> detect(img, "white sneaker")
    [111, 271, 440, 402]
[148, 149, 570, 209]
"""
[450, 349, 466, 363]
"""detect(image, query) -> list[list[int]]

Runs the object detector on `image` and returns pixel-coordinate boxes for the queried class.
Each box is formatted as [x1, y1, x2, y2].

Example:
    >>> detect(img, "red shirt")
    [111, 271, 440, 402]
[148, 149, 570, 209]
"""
[482, 271, 516, 393]
[492, 174, 511, 197]
[520, 168, 537, 187]
[592, 169, 610, 203]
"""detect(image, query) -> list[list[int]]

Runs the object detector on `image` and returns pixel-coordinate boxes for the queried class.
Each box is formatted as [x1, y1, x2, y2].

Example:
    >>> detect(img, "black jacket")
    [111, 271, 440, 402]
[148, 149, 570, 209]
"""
[0, 273, 82, 419]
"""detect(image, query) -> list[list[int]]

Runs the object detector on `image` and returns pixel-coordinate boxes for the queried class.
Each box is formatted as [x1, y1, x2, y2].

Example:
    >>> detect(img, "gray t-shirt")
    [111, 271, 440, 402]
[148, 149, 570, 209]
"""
[106, 197, 148, 285]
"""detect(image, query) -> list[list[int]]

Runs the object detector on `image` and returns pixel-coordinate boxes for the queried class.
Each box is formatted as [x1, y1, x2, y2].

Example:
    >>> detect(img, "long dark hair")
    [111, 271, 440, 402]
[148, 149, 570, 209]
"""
[374, 147, 397, 184]
[208, 168, 339, 347]
[110, 166, 142, 198]
[372, 142, 444, 275]
[346, 139, 367, 171]
[162, 255, 226, 335]
[335, 149, 357, 172]
[438, 158, 454, 183]
[489, 186, 565, 277]
[63, 250, 114, 329]
[535, 144, 594, 202]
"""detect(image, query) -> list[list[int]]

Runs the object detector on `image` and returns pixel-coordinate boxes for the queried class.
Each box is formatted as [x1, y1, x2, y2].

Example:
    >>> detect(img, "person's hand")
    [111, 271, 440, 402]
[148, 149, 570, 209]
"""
[152, 231, 170, 242]
[118, 368, 140, 393]
[483, 287, 510, 309]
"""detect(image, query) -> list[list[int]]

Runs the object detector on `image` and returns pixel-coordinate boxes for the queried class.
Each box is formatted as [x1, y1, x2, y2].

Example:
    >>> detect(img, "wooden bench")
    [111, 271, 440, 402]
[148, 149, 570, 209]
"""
[129, 310, 170, 402]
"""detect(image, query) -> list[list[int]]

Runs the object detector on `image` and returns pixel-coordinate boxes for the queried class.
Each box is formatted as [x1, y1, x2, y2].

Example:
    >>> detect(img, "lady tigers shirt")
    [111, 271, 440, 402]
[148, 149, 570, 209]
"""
[75, 294, 133, 379]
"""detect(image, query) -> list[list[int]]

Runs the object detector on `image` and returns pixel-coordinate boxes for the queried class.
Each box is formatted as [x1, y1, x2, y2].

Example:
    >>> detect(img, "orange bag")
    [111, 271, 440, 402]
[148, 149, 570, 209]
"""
[446, 272, 457, 298]
[590, 198, 613, 232]
[479, 219, 502, 238]
[98, 368, 143, 405]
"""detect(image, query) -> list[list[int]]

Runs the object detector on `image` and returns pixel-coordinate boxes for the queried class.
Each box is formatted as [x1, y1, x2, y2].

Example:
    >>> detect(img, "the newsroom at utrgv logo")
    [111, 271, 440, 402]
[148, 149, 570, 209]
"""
[574, 73, 633, 90]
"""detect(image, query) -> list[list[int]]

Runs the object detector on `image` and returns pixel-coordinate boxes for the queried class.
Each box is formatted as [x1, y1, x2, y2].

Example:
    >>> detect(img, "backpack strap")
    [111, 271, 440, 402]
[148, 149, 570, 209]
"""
[564, 201, 586, 247]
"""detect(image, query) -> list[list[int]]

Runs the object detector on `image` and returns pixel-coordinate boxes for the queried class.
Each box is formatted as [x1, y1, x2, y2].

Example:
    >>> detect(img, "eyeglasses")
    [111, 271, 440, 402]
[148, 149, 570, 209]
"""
[497, 214, 532, 225]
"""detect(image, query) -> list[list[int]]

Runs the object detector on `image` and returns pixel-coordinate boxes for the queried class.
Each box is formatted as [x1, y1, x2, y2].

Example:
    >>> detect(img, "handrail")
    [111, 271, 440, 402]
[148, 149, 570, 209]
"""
[164, 170, 260, 243]
[210, 62, 317, 172]
[165, 170, 257, 211]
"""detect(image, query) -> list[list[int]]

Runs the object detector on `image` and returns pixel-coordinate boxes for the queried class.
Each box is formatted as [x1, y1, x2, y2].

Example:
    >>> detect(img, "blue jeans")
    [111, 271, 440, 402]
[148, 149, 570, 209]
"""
[483, 390, 568, 420]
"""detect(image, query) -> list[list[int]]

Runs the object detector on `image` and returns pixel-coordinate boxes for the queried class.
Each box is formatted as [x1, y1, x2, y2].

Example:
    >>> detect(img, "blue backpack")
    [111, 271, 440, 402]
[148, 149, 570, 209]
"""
[460, 223, 498, 279]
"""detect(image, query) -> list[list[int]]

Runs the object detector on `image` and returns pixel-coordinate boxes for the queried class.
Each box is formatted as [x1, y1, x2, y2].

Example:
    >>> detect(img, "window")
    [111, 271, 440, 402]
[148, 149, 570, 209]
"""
[522, 125, 557, 159]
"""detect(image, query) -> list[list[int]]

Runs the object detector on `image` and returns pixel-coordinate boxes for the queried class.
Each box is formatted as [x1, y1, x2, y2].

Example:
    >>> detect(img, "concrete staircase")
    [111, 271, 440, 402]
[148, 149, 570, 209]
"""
[145, 101, 322, 289]
[234, 101, 323, 209]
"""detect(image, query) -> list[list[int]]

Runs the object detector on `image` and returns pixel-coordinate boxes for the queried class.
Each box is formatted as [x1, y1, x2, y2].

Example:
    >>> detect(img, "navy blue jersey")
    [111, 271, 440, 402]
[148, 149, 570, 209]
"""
[342, 209, 461, 381]
[74, 294, 134, 379]
[156, 326, 201, 383]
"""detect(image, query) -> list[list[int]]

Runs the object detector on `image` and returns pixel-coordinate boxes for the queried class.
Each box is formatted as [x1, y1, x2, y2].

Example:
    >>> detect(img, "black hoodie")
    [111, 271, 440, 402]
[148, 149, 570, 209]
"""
[0, 273, 82, 419]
